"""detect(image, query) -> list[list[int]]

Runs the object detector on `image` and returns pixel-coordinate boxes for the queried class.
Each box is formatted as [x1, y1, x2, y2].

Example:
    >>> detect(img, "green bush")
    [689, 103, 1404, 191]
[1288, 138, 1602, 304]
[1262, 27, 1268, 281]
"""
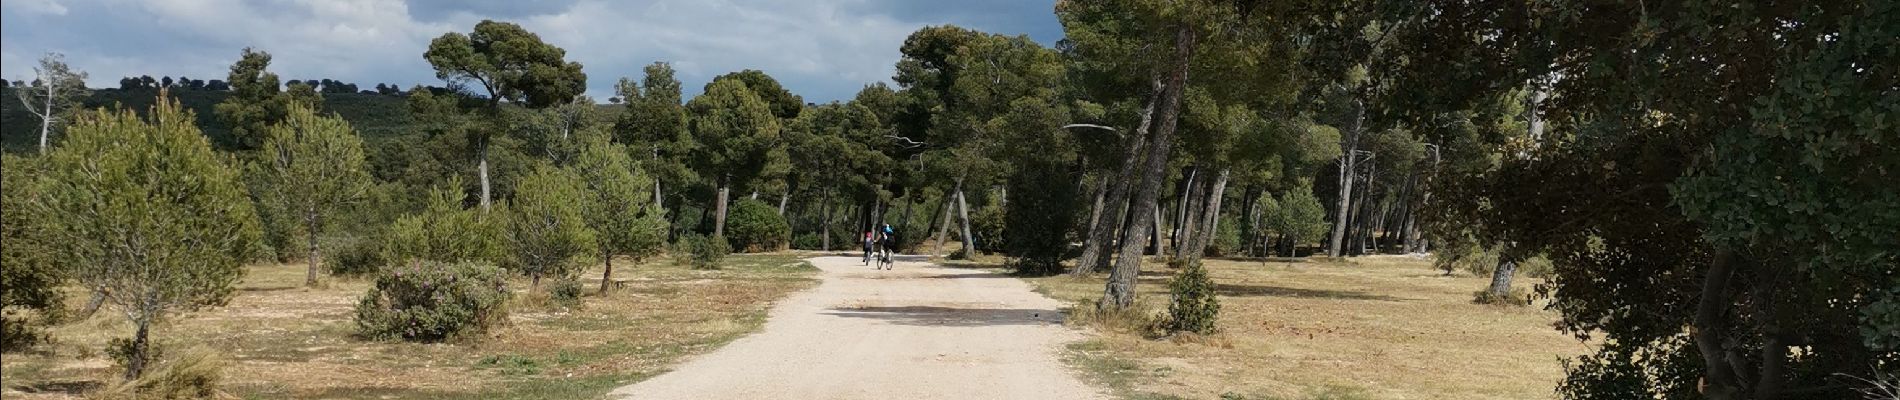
[327, 236, 387, 276]
[674, 233, 729, 269]
[547, 278, 584, 309]
[1210, 216, 1241, 257]
[1004, 161, 1080, 275]
[1164, 261, 1221, 335]
[383, 180, 504, 264]
[792, 232, 823, 250]
[724, 199, 790, 252]
[1, 154, 63, 351]
[354, 261, 511, 342]
[972, 197, 1007, 254]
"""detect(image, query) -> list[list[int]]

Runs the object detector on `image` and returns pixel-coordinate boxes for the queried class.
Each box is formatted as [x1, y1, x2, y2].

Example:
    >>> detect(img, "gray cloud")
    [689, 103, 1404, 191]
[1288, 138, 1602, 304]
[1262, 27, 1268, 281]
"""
[1, 0, 1059, 102]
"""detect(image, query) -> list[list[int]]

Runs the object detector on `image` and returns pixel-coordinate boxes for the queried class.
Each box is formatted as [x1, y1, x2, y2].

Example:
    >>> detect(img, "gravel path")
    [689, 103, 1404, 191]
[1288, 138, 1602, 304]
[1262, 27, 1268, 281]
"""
[608, 255, 1104, 400]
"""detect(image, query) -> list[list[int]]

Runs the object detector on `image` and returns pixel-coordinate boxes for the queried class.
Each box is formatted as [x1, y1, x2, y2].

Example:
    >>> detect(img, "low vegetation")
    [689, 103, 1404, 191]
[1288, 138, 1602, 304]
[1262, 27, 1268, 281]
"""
[1031, 256, 1583, 400]
[0, 253, 817, 399]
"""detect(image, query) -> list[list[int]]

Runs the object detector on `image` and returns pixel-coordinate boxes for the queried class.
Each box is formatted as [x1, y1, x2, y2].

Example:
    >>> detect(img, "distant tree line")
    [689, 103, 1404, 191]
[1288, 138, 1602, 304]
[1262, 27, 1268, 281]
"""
[110, 74, 405, 96]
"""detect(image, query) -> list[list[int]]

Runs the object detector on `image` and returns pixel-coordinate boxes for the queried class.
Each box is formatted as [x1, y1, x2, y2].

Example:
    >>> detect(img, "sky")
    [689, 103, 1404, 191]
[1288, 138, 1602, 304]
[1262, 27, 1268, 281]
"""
[0, 0, 1064, 103]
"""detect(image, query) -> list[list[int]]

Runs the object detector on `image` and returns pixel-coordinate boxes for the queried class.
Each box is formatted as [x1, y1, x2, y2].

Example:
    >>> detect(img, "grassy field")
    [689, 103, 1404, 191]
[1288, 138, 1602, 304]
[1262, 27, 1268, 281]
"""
[1018, 255, 1589, 400]
[0, 253, 819, 399]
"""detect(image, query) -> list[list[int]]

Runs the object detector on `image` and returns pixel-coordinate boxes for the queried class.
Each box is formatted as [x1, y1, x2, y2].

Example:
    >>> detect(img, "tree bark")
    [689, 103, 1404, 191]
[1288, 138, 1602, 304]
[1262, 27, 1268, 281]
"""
[1103, 25, 1195, 310]
[1694, 249, 1742, 400]
[1327, 100, 1364, 257]
[305, 210, 321, 287]
[599, 253, 615, 294]
[956, 184, 975, 256]
[124, 321, 153, 380]
[1075, 92, 1154, 276]
[933, 182, 960, 258]
[1186, 168, 1229, 264]
[714, 179, 730, 237]
[1174, 167, 1202, 259]
[1485, 254, 1518, 299]
[778, 185, 792, 216]
[39, 78, 53, 153]
[478, 141, 493, 211]
[821, 188, 833, 251]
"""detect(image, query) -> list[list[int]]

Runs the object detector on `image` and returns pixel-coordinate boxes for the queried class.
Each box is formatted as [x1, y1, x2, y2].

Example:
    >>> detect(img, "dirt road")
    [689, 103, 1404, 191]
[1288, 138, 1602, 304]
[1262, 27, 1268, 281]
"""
[608, 255, 1104, 400]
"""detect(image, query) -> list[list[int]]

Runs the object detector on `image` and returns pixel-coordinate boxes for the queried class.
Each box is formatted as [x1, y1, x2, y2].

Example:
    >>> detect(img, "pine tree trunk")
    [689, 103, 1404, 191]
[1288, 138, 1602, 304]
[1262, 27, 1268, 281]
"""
[714, 179, 730, 237]
[1328, 101, 1364, 257]
[1485, 255, 1518, 298]
[1077, 86, 1157, 276]
[652, 147, 665, 209]
[821, 188, 833, 251]
[933, 182, 958, 258]
[1174, 168, 1202, 259]
[125, 321, 152, 380]
[39, 79, 53, 153]
[1186, 169, 1229, 264]
[778, 185, 792, 215]
[305, 211, 321, 287]
[1103, 26, 1194, 310]
[599, 253, 614, 294]
[956, 184, 975, 256]
[478, 141, 493, 211]
[1694, 249, 1742, 400]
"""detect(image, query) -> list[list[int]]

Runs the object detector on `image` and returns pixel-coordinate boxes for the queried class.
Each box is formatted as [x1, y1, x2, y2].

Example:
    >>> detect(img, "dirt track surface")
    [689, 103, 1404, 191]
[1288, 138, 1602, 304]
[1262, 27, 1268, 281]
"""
[608, 255, 1104, 400]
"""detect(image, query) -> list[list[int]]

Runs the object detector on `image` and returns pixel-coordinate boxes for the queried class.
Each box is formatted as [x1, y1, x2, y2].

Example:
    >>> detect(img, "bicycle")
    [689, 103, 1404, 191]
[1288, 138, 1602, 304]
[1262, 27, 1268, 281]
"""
[876, 242, 895, 270]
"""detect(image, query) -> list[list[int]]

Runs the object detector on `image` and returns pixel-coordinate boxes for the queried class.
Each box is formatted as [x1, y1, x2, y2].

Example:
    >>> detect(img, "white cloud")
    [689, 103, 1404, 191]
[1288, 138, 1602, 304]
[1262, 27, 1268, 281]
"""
[2, 0, 1055, 101]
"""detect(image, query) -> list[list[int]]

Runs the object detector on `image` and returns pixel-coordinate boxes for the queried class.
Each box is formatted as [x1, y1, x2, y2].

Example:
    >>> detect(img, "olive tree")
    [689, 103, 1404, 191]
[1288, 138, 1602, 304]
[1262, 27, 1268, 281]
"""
[34, 94, 262, 380]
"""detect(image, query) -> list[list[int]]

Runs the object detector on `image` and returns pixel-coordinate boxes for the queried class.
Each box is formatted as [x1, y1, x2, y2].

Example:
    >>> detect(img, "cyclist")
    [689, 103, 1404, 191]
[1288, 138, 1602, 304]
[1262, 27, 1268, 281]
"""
[878, 224, 896, 269]
[861, 230, 875, 265]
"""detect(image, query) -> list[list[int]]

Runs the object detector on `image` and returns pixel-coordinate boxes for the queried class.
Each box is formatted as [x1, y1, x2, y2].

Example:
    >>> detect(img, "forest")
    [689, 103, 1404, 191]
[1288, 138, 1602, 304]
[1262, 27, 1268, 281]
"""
[1, 0, 1894, 399]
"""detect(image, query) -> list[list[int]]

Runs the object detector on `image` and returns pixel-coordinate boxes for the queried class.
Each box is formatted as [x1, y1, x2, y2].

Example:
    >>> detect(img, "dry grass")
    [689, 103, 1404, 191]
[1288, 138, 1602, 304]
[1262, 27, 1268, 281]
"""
[0, 253, 818, 399]
[1025, 255, 1590, 400]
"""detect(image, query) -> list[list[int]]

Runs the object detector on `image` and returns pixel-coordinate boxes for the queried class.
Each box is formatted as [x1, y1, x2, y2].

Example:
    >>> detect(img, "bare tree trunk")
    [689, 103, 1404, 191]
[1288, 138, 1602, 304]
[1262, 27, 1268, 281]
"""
[478, 142, 493, 211]
[778, 185, 792, 215]
[1174, 168, 1202, 259]
[1186, 169, 1229, 264]
[1694, 250, 1743, 400]
[956, 184, 975, 256]
[1086, 81, 1155, 274]
[125, 321, 152, 380]
[1086, 179, 1107, 236]
[821, 188, 833, 251]
[1485, 255, 1518, 299]
[599, 253, 615, 294]
[652, 147, 665, 209]
[39, 79, 53, 153]
[933, 182, 959, 258]
[1103, 26, 1194, 310]
[713, 179, 730, 237]
[1327, 101, 1364, 257]
[305, 211, 321, 287]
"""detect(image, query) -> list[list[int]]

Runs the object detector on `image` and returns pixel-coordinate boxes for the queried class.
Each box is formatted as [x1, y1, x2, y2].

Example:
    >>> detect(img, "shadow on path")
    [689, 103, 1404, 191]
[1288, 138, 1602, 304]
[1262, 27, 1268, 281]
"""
[822, 306, 1064, 327]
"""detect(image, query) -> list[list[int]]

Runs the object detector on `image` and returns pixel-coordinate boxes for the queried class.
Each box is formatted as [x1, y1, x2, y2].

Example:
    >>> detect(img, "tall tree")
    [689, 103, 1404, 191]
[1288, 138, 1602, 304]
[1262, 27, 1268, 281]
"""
[686, 78, 782, 237]
[504, 166, 597, 288]
[569, 130, 665, 293]
[424, 20, 587, 211]
[1386, 1, 1899, 398]
[615, 62, 695, 213]
[33, 93, 262, 380]
[213, 47, 290, 152]
[13, 53, 88, 153]
[257, 103, 372, 287]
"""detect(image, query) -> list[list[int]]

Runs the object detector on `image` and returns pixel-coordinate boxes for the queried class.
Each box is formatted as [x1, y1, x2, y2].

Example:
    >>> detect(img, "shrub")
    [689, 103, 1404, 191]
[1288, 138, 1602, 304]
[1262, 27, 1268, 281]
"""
[724, 199, 790, 252]
[792, 232, 823, 250]
[354, 261, 511, 342]
[691, 234, 730, 269]
[383, 179, 504, 265]
[547, 278, 583, 308]
[971, 198, 1007, 254]
[1164, 261, 1221, 335]
[1, 154, 63, 351]
[96, 347, 229, 400]
[1210, 215, 1241, 257]
[327, 236, 387, 276]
